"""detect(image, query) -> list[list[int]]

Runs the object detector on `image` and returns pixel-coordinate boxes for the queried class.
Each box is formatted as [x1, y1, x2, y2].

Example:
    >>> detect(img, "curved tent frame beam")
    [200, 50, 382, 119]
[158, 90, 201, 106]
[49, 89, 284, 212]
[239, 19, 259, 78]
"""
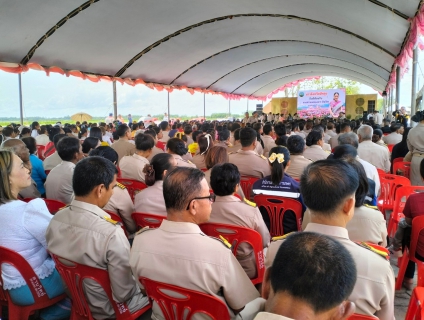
[249, 72, 382, 97]
[114, 14, 396, 78]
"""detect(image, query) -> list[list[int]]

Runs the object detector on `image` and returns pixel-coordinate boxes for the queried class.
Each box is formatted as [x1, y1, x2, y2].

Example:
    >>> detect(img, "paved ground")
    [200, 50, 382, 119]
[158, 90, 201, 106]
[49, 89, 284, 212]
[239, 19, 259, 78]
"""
[391, 254, 413, 319]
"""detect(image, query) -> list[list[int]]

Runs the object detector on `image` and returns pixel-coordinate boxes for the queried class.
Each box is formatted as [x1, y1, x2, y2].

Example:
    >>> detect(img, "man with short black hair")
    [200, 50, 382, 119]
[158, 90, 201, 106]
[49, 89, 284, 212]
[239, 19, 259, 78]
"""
[159, 121, 171, 143]
[43, 133, 67, 170]
[46, 157, 148, 318]
[45, 136, 84, 204]
[209, 163, 270, 279]
[383, 123, 402, 145]
[257, 232, 356, 320]
[111, 124, 136, 164]
[119, 133, 154, 183]
[329, 122, 351, 149]
[266, 160, 395, 319]
[130, 167, 261, 319]
[262, 124, 276, 157]
[2, 126, 15, 141]
[285, 135, 312, 179]
[229, 127, 271, 178]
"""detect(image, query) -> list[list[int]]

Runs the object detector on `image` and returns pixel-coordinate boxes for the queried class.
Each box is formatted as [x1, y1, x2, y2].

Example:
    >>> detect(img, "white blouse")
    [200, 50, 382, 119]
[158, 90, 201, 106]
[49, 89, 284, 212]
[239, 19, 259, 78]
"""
[0, 199, 55, 289]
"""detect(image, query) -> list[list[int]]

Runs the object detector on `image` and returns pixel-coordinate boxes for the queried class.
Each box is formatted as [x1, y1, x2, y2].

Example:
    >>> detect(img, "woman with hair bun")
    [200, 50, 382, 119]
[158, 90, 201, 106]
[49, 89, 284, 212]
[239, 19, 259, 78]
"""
[408, 111, 424, 186]
[253, 146, 305, 234]
[303, 130, 328, 161]
[191, 134, 213, 170]
[166, 138, 195, 168]
[215, 129, 231, 148]
[134, 153, 176, 215]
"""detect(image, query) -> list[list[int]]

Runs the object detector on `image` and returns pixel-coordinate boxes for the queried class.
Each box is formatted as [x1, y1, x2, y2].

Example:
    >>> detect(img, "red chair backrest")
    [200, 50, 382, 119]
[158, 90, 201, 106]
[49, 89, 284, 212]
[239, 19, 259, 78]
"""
[239, 176, 259, 200]
[132, 212, 165, 229]
[378, 173, 411, 211]
[199, 223, 265, 285]
[377, 168, 386, 176]
[45, 170, 50, 176]
[393, 157, 404, 164]
[116, 178, 147, 202]
[51, 253, 141, 320]
[387, 144, 395, 153]
[253, 195, 303, 237]
[409, 216, 424, 263]
[393, 161, 411, 179]
[392, 186, 424, 222]
[36, 145, 45, 160]
[117, 166, 122, 178]
[44, 199, 66, 214]
[140, 277, 230, 320]
[0, 246, 54, 305]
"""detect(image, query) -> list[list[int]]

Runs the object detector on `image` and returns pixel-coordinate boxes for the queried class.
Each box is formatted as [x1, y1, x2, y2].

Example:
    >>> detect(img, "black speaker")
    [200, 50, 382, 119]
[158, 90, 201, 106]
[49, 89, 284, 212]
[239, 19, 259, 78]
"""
[363, 111, 368, 121]
[256, 104, 263, 114]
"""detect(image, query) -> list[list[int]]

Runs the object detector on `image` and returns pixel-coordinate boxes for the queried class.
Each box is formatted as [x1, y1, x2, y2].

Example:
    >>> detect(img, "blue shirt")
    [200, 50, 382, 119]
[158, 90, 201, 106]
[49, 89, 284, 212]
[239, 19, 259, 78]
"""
[30, 154, 47, 195]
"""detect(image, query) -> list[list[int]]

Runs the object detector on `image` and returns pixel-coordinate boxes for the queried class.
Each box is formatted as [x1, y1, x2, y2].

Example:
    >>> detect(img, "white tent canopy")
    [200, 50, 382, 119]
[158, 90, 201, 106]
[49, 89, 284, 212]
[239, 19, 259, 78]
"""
[0, 0, 422, 98]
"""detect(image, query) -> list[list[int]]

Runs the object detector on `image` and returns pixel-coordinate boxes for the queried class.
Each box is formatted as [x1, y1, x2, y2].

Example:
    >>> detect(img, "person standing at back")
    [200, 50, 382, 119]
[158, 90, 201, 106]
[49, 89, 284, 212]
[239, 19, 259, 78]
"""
[111, 124, 136, 164]
[229, 127, 271, 178]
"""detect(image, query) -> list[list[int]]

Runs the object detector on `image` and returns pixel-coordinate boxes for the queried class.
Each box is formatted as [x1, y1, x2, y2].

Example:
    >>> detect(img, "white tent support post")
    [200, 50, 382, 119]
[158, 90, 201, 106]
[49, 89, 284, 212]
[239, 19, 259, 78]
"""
[390, 87, 394, 115]
[113, 80, 117, 120]
[396, 66, 401, 111]
[18, 73, 23, 125]
[411, 47, 419, 116]
[167, 91, 170, 119]
[228, 99, 231, 116]
[203, 93, 206, 120]
[246, 98, 249, 112]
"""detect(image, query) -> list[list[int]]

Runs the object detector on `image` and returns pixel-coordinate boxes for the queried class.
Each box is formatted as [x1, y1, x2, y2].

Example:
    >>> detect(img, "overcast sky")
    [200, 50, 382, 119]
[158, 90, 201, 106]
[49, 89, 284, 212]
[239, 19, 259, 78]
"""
[1, 58, 423, 119]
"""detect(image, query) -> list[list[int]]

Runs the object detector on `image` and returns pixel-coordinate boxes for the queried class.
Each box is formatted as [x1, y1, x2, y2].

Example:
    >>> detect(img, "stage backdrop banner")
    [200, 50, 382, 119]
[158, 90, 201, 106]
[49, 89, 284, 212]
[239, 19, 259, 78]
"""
[297, 89, 346, 118]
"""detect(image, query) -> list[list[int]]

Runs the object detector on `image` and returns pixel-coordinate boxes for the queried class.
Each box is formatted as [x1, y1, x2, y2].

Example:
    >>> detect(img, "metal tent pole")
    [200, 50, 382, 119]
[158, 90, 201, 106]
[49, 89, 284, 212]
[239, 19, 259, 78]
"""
[203, 93, 206, 120]
[113, 81, 117, 120]
[18, 74, 24, 125]
[167, 91, 170, 121]
[411, 47, 419, 115]
[395, 66, 401, 111]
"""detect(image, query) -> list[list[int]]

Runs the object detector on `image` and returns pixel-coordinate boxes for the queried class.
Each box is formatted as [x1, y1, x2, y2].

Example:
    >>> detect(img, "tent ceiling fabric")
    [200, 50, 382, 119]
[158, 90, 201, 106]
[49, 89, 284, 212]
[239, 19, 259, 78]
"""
[0, 0, 421, 98]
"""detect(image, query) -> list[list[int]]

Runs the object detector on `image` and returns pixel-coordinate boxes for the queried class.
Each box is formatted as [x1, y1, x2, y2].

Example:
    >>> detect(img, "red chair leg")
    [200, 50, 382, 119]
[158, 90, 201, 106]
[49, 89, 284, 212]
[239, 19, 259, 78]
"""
[405, 288, 418, 320]
[417, 262, 424, 287]
[396, 248, 410, 290]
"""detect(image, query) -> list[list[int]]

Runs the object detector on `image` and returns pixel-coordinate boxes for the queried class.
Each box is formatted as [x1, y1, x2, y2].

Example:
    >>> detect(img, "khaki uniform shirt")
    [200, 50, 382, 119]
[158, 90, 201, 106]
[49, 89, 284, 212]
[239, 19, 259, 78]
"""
[191, 154, 206, 170]
[254, 313, 293, 320]
[43, 151, 62, 170]
[255, 141, 264, 156]
[134, 181, 167, 216]
[329, 134, 339, 149]
[209, 195, 271, 279]
[302, 206, 387, 247]
[159, 131, 170, 144]
[262, 135, 276, 157]
[119, 154, 149, 183]
[19, 180, 41, 199]
[285, 155, 312, 179]
[407, 123, 424, 155]
[111, 139, 136, 164]
[227, 142, 241, 154]
[171, 154, 196, 168]
[147, 146, 164, 162]
[46, 200, 148, 319]
[45, 161, 75, 204]
[302, 145, 329, 162]
[383, 132, 402, 145]
[322, 142, 331, 152]
[103, 184, 136, 234]
[229, 149, 271, 178]
[266, 223, 395, 319]
[130, 220, 260, 320]
[358, 141, 390, 172]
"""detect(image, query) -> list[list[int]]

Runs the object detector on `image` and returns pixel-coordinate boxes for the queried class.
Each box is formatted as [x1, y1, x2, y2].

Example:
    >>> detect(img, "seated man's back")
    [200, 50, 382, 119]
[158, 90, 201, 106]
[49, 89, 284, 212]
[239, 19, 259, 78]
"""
[130, 167, 260, 320]
[46, 157, 148, 318]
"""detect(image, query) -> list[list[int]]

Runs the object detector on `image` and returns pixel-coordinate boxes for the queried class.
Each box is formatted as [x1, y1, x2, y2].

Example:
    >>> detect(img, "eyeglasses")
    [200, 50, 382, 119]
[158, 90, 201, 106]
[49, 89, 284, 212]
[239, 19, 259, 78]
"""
[186, 193, 216, 210]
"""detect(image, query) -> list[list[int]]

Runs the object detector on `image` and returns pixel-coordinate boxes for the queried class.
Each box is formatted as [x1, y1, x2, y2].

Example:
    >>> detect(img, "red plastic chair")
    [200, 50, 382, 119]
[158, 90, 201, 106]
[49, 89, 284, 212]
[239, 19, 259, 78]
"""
[253, 195, 303, 237]
[132, 212, 166, 229]
[396, 216, 424, 290]
[377, 168, 386, 176]
[51, 253, 151, 320]
[140, 277, 230, 320]
[0, 246, 67, 320]
[199, 223, 265, 285]
[36, 145, 45, 160]
[348, 314, 377, 319]
[391, 157, 404, 174]
[116, 178, 147, 202]
[44, 170, 50, 176]
[387, 186, 424, 238]
[22, 198, 66, 215]
[377, 173, 411, 216]
[405, 287, 424, 320]
[387, 144, 395, 153]
[393, 161, 411, 179]
[104, 209, 129, 236]
[240, 176, 259, 200]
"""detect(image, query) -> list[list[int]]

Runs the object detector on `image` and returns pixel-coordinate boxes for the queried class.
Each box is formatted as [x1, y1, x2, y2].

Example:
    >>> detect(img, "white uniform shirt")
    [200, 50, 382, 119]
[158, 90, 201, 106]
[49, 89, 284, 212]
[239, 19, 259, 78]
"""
[358, 140, 390, 172]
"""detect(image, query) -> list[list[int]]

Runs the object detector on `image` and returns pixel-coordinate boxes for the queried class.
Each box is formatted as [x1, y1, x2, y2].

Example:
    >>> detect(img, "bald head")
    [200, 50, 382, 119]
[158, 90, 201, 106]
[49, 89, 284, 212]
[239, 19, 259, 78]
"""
[1, 139, 30, 162]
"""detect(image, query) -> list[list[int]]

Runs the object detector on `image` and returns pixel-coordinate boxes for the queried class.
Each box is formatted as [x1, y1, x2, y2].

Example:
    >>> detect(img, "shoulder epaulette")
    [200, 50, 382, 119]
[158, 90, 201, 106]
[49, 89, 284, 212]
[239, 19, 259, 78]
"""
[355, 242, 389, 261]
[364, 204, 379, 211]
[243, 198, 257, 208]
[103, 216, 121, 226]
[116, 182, 126, 190]
[272, 232, 295, 242]
[207, 235, 232, 250]
[135, 226, 153, 235]
[260, 154, 267, 160]
[187, 160, 193, 164]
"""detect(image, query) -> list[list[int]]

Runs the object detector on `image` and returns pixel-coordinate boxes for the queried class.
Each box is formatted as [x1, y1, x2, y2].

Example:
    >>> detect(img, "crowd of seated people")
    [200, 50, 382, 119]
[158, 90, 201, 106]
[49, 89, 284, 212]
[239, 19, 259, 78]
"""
[1, 111, 422, 319]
